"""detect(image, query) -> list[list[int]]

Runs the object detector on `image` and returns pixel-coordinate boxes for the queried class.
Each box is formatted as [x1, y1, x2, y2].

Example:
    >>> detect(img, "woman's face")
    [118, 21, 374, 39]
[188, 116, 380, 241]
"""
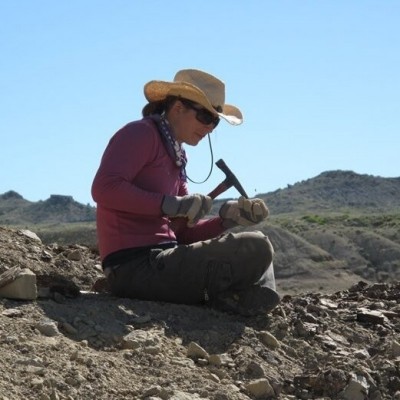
[168, 100, 218, 146]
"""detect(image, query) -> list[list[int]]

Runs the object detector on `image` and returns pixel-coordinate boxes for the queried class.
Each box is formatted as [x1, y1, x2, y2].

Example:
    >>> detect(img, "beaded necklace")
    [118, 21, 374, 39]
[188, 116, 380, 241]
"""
[149, 114, 187, 180]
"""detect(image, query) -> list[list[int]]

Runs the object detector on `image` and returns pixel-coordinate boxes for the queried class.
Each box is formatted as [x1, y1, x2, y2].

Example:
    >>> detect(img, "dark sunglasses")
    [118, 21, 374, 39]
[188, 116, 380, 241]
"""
[180, 99, 220, 128]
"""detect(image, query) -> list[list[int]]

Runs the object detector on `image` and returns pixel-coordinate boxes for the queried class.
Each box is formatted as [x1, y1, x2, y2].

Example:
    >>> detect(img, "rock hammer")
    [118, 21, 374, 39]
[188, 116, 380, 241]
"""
[208, 159, 249, 199]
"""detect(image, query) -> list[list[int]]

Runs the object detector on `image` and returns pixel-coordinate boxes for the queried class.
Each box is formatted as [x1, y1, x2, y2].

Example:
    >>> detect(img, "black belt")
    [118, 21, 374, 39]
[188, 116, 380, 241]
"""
[102, 242, 177, 270]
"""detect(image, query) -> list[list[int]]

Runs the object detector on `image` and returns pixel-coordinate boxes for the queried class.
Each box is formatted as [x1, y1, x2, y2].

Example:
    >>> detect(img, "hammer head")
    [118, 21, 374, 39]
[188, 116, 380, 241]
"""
[215, 159, 249, 198]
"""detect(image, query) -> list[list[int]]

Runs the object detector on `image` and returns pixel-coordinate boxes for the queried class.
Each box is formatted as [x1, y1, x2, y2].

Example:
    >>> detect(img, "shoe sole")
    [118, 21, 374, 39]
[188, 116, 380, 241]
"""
[236, 286, 281, 317]
[212, 285, 281, 317]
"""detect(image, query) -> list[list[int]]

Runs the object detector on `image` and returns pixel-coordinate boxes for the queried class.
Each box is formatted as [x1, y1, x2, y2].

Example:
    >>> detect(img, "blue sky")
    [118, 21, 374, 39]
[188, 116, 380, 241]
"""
[1, 1, 399, 205]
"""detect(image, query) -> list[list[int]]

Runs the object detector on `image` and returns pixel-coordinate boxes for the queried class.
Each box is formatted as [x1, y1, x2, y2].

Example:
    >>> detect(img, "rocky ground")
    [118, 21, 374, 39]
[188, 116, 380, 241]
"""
[0, 226, 399, 400]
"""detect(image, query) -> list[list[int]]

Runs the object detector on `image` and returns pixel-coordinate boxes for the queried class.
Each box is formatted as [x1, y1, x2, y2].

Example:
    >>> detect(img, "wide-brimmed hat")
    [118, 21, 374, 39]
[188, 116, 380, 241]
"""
[143, 69, 243, 125]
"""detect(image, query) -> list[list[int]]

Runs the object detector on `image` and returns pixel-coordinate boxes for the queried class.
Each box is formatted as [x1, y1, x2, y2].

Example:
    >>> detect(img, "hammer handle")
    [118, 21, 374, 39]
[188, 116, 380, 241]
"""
[207, 182, 232, 199]
[215, 159, 249, 199]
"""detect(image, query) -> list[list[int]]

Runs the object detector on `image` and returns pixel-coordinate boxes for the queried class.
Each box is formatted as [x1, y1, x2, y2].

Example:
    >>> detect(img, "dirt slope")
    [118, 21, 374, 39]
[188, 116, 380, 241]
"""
[0, 227, 399, 400]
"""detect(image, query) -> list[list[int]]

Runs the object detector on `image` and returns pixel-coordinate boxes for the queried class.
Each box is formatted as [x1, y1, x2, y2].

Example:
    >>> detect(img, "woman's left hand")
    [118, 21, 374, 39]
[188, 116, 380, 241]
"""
[162, 194, 212, 225]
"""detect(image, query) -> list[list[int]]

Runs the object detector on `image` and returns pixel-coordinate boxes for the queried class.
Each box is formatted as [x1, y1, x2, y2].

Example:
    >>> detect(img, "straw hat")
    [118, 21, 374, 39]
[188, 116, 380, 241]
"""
[143, 69, 243, 125]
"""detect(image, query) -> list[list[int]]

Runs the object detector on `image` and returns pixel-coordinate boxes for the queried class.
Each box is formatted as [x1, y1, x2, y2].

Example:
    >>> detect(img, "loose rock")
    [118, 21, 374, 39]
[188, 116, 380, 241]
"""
[0, 226, 399, 400]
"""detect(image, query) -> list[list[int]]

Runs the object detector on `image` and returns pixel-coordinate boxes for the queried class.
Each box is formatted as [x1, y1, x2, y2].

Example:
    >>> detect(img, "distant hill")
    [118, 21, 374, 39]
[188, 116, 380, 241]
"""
[0, 191, 95, 225]
[260, 170, 400, 215]
[209, 169, 400, 216]
[2, 170, 399, 225]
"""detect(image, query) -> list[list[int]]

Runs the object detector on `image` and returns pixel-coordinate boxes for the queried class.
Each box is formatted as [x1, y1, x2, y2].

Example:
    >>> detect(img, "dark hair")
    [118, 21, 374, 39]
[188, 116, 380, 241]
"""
[142, 96, 179, 117]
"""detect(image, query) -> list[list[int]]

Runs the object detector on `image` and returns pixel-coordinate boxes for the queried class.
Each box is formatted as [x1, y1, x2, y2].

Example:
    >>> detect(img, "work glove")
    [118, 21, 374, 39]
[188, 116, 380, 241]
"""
[219, 196, 269, 228]
[162, 194, 212, 226]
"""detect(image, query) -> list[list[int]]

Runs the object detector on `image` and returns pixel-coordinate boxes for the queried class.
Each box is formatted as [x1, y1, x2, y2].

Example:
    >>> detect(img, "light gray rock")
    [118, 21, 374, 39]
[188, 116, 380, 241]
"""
[245, 378, 274, 399]
[66, 250, 82, 261]
[0, 267, 37, 300]
[170, 390, 202, 399]
[186, 341, 209, 360]
[19, 229, 42, 243]
[35, 319, 60, 337]
[390, 340, 400, 358]
[121, 328, 163, 351]
[258, 330, 280, 349]
[343, 373, 369, 400]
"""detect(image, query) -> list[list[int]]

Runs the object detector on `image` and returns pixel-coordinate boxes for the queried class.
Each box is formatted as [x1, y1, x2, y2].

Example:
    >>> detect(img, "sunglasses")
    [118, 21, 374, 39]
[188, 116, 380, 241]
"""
[181, 99, 220, 128]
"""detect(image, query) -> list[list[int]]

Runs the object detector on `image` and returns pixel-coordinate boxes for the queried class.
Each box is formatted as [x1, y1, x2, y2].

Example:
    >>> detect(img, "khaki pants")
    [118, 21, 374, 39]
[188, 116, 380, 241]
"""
[106, 230, 275, 305]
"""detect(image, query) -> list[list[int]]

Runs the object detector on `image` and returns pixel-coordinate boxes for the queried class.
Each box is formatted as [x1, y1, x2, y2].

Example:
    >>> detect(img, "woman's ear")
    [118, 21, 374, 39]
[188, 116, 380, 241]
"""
[172, 100, 184, 113]
[165, 99, 182, 125]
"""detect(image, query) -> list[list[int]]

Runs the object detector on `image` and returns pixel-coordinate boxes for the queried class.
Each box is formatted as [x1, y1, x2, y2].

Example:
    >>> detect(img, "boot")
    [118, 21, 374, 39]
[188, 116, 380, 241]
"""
[211, 285, 280, 317]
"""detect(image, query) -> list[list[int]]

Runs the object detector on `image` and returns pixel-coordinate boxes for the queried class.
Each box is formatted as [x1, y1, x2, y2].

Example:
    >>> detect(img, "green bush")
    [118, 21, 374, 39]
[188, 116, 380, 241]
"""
[302, 215, 327, 225]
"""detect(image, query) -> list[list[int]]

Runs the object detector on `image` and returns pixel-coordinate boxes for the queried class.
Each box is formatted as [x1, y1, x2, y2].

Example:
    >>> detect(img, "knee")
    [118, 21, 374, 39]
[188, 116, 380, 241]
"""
[253, 231, 274, 265]
[237, 231, 274, 265]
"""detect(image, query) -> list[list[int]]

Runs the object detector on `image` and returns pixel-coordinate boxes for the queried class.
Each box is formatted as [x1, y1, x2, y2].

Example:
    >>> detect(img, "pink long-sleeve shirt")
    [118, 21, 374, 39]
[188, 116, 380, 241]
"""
[91, 117, 225, 260]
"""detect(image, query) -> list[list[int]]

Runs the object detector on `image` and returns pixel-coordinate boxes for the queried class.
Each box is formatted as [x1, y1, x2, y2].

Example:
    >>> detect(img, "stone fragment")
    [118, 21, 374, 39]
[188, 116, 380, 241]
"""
[327, 330, 349, 346]
[390, 340, 400, 358]
[2, 308, 24, 317]
[18, 229, 42, 242]
[121, 329, 162, 350]
[170, 357, 195, 368]
[142, 385, 162, 398]
[319, 298, 338, 309]
[61, 321, 78, 335]
[208, 354, 222, 366]
[349, 281, 369, 292]
[207, 372, 220, 383]
[196, 358, 208, 366]
[94, 263, 103, 272]
[41, 250, 53, 261]
[342, 373, 369, 400]
[66, 249, 82, 261]
[369, 389, 384, 400]
[50, 388, 60, 400]
[282, 343, 298, 358]
[0, 267, 37, 300]
[122, 331, 147, 350]
[170, 390, 201, 399]
[0, 266, 24, 288]
[31, 377, 44, 388]
[316, 334, 338, 350]
[186, 342, 209, 360]
[211, 368, 228, 380]
[294, 375, 318, 389]
[354, 349, 370, 359]
[312, 368, 348, 395]
[258, 330, 280, 349]
[35, 319, 60, 337]
[357, 308, 387, 325]
[143, 345, 161, 355]
[245, 361, 265, 379]
[208, 353, 234, 367]
[245, 378, 274, 399]
[303, 312, 319, 323]
[294, 320, 319, 337]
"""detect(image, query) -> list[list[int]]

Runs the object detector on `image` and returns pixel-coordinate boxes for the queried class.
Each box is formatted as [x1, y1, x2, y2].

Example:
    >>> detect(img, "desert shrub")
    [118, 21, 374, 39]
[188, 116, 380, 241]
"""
[302, 215, 327, 225]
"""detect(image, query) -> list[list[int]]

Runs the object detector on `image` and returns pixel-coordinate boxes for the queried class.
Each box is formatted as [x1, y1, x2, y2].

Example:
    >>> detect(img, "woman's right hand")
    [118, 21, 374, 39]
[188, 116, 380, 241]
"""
[219, 196, 269, 228]
[162, 194, 212, 225]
